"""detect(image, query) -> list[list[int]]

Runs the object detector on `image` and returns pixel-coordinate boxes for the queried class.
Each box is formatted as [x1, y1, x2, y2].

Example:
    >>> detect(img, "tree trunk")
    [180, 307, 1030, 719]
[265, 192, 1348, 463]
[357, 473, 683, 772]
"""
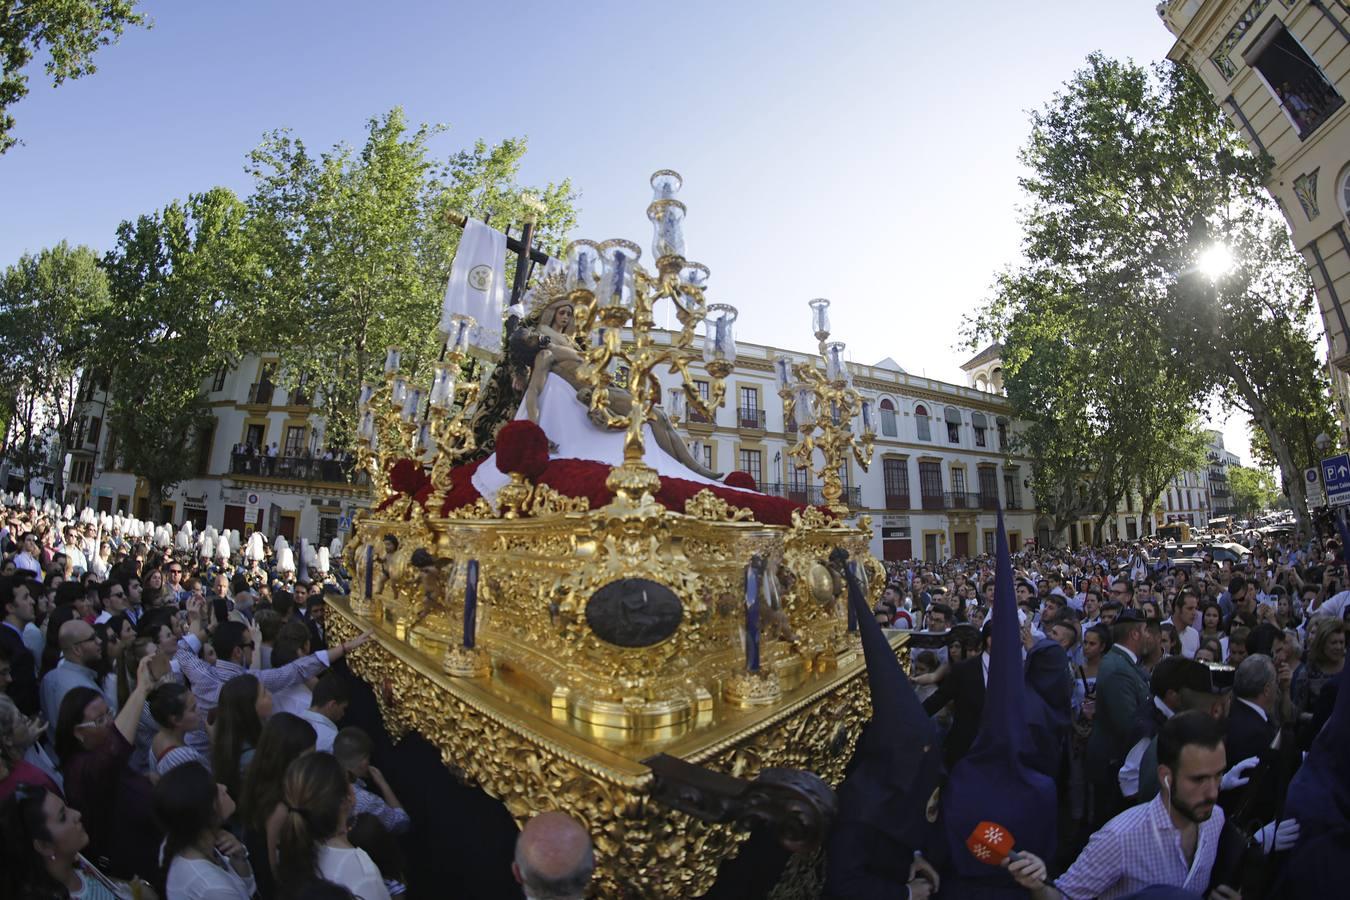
[1227, 361, 1311, 537]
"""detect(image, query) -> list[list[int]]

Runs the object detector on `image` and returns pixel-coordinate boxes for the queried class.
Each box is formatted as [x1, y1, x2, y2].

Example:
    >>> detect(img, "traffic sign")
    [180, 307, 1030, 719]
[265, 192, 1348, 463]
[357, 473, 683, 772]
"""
[1306, 466, 1326, 507]
[1321, 454, 1350, 506]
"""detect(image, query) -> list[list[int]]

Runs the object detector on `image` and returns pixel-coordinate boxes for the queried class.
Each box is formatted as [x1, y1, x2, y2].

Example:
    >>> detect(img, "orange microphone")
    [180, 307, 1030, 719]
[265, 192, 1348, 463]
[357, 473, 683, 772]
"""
[966, 821, 1023, 865]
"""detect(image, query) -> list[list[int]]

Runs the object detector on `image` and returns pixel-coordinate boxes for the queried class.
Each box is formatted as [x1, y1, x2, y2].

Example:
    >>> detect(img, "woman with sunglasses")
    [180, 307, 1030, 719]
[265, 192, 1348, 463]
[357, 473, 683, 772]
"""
[54, 655, 161, 883]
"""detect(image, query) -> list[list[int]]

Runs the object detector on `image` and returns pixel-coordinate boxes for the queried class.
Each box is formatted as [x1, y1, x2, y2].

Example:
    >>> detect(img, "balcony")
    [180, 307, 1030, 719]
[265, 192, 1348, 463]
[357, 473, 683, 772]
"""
[687, 407, 714, 426]
[945, 491, 984, 510]
[246, 382, 276, 405]
[1005, 492, 1023, 511]
[884, 492, 911, 511]
[1211, 487, 1231, 499]
[920, 493, 944, 511]
[229, 453, 368, 487]
[761, 483, 862, 508]
[784, 415, 797, 434]
[287, 388, 311, 407]
[736, 407, 766, 431]
[979, 492, 1000, 511]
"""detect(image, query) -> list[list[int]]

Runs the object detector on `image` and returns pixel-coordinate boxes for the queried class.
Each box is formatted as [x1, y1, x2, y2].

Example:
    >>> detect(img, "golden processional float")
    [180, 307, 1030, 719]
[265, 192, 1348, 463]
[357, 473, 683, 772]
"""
[330, 171, 901, 898]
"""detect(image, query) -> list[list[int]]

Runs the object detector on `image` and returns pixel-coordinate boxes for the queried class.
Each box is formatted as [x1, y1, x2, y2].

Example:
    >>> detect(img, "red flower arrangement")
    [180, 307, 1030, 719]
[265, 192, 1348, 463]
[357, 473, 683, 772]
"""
[724, 471, 757, 491]
[436, 455, 814, 526]
[495, 420, 550, 479]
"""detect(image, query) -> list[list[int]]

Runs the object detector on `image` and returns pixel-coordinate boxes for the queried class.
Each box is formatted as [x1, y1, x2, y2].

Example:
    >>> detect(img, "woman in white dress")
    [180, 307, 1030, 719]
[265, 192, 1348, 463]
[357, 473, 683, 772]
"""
[156, 761, 256, 900]
[276, 751, 390, 900]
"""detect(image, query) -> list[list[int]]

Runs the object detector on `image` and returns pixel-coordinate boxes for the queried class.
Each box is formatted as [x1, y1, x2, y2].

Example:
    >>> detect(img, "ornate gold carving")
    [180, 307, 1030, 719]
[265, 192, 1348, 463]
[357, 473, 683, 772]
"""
[685, 488, 754, 522]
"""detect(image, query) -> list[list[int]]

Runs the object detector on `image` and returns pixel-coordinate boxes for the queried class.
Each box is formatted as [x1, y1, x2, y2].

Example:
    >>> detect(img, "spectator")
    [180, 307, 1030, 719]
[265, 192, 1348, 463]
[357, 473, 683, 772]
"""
[149, 682, 210, 777]
[348, 813, 409, 896]
[0, 693, 60, 802]
[298, 672, 349, 753]
[54, 656, 160, 882]
[0, 785, 152, 900]
[333, 726, 410, 835]
[1291, 615, 1345, 724]
[41, 618, 111, 733]
[155, 761, 256, 900]
[512, 811, 594, 900]
[1084, 609, 1150, 827]
[239, 712, 318, 898]
[212, 673, 269, 800]
[276, 750, 391, 900]
[1, 574, 40, 715]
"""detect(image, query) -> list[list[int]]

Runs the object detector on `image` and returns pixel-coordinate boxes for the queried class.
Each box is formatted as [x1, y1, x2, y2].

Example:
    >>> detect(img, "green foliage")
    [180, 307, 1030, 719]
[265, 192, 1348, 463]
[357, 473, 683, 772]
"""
[969, 53, 1332, 541]
[244, 108, 578, 450]
[1229, 463, 1279, 518]
[98, 187, 260, 502]
[0, 0, 148, 154]
[0, 242, 109, 490]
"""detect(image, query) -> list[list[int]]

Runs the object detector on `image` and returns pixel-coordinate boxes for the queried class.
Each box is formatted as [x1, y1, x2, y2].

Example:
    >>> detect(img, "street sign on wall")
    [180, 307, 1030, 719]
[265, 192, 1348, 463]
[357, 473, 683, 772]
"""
[1321, 454, 1350, 506]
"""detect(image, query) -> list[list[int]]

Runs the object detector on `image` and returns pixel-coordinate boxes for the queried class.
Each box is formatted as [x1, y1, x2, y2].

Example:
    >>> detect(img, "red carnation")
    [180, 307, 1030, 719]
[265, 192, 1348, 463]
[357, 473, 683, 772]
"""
[724, 471, 757, 491]
[388, 458, 431, 496]
[495, 420, 551, 480]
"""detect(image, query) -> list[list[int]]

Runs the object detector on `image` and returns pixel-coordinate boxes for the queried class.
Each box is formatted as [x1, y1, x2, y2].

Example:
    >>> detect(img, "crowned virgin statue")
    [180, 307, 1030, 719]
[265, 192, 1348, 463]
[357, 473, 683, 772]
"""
[468, 281, 731, 507]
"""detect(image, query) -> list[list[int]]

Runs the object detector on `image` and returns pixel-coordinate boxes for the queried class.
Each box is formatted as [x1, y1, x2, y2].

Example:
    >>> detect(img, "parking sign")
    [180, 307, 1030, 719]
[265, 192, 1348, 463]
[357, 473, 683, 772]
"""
[1322, 454, 1350, 506]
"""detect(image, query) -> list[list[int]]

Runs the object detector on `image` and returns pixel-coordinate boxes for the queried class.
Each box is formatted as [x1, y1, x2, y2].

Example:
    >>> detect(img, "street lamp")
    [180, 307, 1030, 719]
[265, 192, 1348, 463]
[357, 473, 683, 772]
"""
[1315, 432, 1332, 454]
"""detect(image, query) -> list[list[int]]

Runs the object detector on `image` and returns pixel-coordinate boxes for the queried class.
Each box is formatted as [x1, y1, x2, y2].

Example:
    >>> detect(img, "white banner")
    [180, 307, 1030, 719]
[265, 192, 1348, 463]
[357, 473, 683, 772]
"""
[441, 218, 507, 355]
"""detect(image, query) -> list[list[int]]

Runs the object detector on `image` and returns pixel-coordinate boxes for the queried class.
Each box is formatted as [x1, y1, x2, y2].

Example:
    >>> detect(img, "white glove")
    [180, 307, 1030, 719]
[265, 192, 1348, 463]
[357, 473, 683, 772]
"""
[1220, 756, 1261, 792]
[1254, 818, 1300, 853]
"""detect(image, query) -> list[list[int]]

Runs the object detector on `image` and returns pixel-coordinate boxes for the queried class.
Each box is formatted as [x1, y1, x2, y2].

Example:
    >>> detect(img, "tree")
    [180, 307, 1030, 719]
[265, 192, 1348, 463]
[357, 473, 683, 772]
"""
[244, 108, 578, 451]
[0, 242, 109, 498]
[99, 187, 259, 506]
[1, 1, 148, 154]
[1229, 464, 1279, 519]
[985, 54, 1331, 538]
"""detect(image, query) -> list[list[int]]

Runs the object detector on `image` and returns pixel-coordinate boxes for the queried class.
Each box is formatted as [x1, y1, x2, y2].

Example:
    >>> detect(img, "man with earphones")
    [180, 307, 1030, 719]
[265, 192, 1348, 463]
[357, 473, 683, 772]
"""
[1001, 711, 1299, 899]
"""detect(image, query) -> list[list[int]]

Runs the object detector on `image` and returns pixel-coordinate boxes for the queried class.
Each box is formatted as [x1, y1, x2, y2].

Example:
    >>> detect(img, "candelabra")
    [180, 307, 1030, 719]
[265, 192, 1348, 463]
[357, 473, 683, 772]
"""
[562, 170, 733, 499]
[355, 313, 480, 507]
[775, 299, 875, 517]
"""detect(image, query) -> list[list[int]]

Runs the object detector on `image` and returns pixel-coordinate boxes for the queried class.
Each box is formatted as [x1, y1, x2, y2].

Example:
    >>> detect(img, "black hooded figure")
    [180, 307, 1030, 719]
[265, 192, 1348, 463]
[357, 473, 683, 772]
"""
[823, 551, 946, 898]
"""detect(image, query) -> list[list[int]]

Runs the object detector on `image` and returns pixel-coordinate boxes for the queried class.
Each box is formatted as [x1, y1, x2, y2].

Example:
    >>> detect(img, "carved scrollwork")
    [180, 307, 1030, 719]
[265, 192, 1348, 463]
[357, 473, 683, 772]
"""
[685, 489, 754, 522]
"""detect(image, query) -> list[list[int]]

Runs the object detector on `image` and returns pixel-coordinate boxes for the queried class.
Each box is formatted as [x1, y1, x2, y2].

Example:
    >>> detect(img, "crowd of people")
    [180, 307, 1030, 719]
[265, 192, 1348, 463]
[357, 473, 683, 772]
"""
[834, 527, 1348, 898]
[0, 493, 596, 899]
[4, 482, 1348, 899]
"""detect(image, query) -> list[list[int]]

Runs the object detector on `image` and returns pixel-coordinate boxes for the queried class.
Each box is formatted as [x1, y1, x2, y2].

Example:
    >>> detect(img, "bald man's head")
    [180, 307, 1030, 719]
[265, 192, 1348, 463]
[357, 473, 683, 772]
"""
[513, 811, 594, 900]
[58, 619, 99, 665]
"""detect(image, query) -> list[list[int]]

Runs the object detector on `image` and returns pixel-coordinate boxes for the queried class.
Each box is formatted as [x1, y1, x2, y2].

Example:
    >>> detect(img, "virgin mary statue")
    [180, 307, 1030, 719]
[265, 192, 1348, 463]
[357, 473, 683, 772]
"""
[469, 287, 733, 508]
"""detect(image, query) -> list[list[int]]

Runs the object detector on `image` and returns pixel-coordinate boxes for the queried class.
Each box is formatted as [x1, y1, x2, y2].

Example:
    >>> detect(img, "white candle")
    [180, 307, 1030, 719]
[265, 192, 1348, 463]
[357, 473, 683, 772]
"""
[384, 347, 401, 375]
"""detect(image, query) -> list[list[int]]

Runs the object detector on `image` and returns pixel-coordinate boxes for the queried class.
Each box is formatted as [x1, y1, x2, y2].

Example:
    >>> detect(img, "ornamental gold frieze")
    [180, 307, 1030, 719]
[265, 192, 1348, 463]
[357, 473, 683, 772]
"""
[326, 595, 889, 899]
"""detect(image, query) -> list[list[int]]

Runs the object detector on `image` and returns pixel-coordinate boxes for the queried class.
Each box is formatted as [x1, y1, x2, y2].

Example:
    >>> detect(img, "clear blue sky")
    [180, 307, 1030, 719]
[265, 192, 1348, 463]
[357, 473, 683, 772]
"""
[0, 0, 1259, 460]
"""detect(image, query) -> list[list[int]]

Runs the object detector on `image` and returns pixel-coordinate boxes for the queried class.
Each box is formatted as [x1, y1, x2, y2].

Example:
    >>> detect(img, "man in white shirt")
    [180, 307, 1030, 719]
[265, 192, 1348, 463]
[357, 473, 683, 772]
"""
[298, 670, 349, 752]
[1169, 588, 1201, 658]
[60, 525, 88, 575]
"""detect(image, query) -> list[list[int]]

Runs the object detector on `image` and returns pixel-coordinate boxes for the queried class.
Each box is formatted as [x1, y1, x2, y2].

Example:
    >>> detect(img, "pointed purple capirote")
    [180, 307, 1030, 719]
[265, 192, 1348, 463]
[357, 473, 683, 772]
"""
[940, 507, 1058, 897]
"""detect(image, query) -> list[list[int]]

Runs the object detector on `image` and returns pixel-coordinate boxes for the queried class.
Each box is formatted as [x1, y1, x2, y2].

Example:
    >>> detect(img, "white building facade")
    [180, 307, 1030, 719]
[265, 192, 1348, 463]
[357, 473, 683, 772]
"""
[67, 355, 367, 547]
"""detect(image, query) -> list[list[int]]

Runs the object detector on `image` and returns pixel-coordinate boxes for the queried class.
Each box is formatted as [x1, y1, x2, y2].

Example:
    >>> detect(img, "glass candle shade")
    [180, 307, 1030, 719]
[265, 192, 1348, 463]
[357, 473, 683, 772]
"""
[357, 410, 375, 442]
[401, 387, 424, 422]
[774, 357, 793, 392]
[384, 346, 401, 376]
[859, 398, 875, 434]
[597, 240, 641, 309]
[795, 386, 817, 426]
[650, 169, 683, 200]
[358, 383, 374, 411]
[703, 303, 739, 364]
[667, 388, 686, 421]
[825, 342, 847, 383]
[564, 240, 602, 293]
[809, 298, 831, 340]
[429, 365, 456, 409]
[648, 199, 687, 261]
[392, 377, 408, 408]
[444, 314, 474, 355]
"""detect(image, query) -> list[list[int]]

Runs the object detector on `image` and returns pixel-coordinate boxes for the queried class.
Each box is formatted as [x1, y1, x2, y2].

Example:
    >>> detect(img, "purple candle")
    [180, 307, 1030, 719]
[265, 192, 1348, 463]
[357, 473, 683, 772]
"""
[745, 563, 761, 672]
[463, 559, 479, 649]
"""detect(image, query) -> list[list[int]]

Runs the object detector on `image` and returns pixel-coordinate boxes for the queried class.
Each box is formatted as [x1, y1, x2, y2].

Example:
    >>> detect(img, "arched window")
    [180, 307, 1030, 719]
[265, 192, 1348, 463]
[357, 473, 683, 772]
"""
[915, 404, 931, 442]
[879, 398, 897, 437]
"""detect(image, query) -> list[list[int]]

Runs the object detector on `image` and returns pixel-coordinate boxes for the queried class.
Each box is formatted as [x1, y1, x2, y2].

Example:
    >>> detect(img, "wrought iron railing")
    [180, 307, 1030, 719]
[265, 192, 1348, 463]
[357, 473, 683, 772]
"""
[229, 453, 368, 486]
